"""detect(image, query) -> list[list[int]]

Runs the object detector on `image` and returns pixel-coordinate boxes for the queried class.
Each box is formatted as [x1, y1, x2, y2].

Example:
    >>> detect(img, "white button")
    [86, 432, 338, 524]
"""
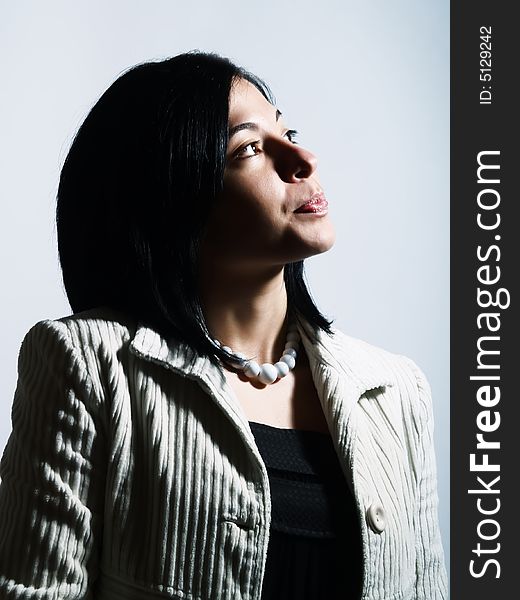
[366, 501, 386, 533]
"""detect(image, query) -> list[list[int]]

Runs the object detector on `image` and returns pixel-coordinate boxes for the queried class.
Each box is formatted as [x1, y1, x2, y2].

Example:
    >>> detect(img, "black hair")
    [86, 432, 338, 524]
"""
[57, 50, 333, 367]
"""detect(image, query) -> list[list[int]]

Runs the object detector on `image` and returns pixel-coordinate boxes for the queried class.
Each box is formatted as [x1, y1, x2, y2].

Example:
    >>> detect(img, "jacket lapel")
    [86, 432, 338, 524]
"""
[295, 316, 395, 424]
[294, 316, 396, 487]
[129, 322, 279, 476]
[128, 315, 396, 483]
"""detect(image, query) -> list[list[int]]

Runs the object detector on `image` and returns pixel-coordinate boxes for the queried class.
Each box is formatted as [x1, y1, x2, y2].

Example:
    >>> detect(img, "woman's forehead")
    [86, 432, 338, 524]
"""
[228, 78, 281, 126]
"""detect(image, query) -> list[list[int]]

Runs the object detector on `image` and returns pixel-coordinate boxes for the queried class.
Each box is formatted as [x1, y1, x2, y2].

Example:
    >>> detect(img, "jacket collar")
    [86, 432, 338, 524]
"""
[296, 316, 395, 393]
[128, 314, 395, 490]
[128, 313, 394, 399]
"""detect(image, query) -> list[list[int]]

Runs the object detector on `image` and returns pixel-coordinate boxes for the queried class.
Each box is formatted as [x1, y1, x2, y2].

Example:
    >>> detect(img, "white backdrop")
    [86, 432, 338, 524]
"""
[0, 0, 450, 584]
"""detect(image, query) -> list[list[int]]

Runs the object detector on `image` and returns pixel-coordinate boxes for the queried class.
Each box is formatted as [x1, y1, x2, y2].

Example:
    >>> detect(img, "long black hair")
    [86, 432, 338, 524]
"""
[57, 50, 333, 367]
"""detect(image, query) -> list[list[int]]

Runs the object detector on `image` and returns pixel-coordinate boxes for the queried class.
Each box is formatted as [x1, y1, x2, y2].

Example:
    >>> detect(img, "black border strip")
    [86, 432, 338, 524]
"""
[451, 2, 518, 597]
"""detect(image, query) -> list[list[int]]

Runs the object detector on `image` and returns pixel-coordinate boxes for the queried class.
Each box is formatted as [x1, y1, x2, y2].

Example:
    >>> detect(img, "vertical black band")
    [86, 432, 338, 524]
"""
[451, 2, 518, 596]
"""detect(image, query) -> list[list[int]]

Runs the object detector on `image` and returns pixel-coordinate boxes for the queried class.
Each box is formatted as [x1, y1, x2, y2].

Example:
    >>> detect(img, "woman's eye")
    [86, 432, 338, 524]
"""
[234, 129, 299, 159]
[236, 141, 260, 158]
[284, 129, 299, 144]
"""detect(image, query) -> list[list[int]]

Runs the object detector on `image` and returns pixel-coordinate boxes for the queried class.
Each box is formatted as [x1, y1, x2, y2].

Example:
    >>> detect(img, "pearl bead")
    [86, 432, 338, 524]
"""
[212, 315, 301, 385]
[280, 354, 296, 369]
[285, 340, 300, 351]
[258, 363, 278, 384]
[230, 351, 247, 369]
[244, 360, 261, 377]
[274, 361, 290, 377]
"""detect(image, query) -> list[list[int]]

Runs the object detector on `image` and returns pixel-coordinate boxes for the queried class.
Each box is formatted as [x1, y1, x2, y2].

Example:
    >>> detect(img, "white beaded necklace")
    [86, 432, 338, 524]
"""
[213, 317, 301, 385]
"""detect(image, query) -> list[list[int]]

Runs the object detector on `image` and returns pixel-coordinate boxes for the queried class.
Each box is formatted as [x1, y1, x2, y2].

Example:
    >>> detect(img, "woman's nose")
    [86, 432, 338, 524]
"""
[274, 139, 318, 183]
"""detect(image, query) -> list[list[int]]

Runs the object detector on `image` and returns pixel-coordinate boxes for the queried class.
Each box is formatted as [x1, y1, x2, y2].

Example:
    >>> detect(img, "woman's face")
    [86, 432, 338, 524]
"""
[199, 77, 336, 271]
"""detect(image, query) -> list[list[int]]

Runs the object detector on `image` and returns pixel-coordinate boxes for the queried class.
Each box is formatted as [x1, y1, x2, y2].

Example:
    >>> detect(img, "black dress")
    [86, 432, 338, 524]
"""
[248, 421, 363, 600]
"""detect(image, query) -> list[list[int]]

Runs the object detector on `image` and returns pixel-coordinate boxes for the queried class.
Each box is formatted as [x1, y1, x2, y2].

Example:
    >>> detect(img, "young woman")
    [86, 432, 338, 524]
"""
[0, 52, 448, 599]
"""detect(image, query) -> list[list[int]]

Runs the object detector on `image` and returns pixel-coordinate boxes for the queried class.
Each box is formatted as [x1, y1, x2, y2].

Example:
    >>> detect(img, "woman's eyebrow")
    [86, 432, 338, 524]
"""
[228, 108, 282, 140]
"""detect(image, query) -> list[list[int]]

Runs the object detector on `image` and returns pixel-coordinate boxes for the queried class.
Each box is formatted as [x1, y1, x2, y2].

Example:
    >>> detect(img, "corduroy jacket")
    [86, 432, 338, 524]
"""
[0, 307, 448, 599]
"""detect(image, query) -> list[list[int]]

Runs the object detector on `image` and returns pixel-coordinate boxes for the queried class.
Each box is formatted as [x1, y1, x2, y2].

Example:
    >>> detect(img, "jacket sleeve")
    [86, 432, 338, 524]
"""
[407, 359, 449, 600]
[0, 320, 106, 599]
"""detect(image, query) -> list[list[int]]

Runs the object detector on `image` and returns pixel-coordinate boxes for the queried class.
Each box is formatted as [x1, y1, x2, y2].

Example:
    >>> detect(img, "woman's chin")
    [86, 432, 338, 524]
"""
[310, 236, 336, 257]
[285, 230, 336, 263]
[306, 221, 337, 255]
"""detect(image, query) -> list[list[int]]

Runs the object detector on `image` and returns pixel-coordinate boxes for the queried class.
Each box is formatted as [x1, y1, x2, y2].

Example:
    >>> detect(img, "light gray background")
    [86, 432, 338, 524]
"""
[0, 0, 450, 585]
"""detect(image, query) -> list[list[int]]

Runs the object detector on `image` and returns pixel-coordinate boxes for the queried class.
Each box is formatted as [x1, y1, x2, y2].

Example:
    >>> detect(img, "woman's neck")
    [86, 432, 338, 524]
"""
[198, 263, 290, 365]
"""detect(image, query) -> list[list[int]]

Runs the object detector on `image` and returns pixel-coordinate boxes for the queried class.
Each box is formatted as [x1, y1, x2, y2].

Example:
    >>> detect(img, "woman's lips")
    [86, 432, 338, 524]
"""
[294, 193, 329, 214]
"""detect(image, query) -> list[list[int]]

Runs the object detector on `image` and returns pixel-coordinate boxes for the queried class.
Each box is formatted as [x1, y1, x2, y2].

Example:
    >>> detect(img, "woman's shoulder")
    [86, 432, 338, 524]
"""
[24, 306, 137, 342]
[324, 326, 434, 425]
[19, 307, 139, 373]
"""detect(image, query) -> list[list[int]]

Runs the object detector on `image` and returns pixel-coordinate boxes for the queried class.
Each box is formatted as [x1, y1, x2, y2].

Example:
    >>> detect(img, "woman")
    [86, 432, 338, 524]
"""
[0, 52, 448, 599]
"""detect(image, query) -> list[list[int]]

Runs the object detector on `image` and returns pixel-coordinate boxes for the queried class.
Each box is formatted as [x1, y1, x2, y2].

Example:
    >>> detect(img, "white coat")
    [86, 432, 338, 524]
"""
[0, 307, 448, 599]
